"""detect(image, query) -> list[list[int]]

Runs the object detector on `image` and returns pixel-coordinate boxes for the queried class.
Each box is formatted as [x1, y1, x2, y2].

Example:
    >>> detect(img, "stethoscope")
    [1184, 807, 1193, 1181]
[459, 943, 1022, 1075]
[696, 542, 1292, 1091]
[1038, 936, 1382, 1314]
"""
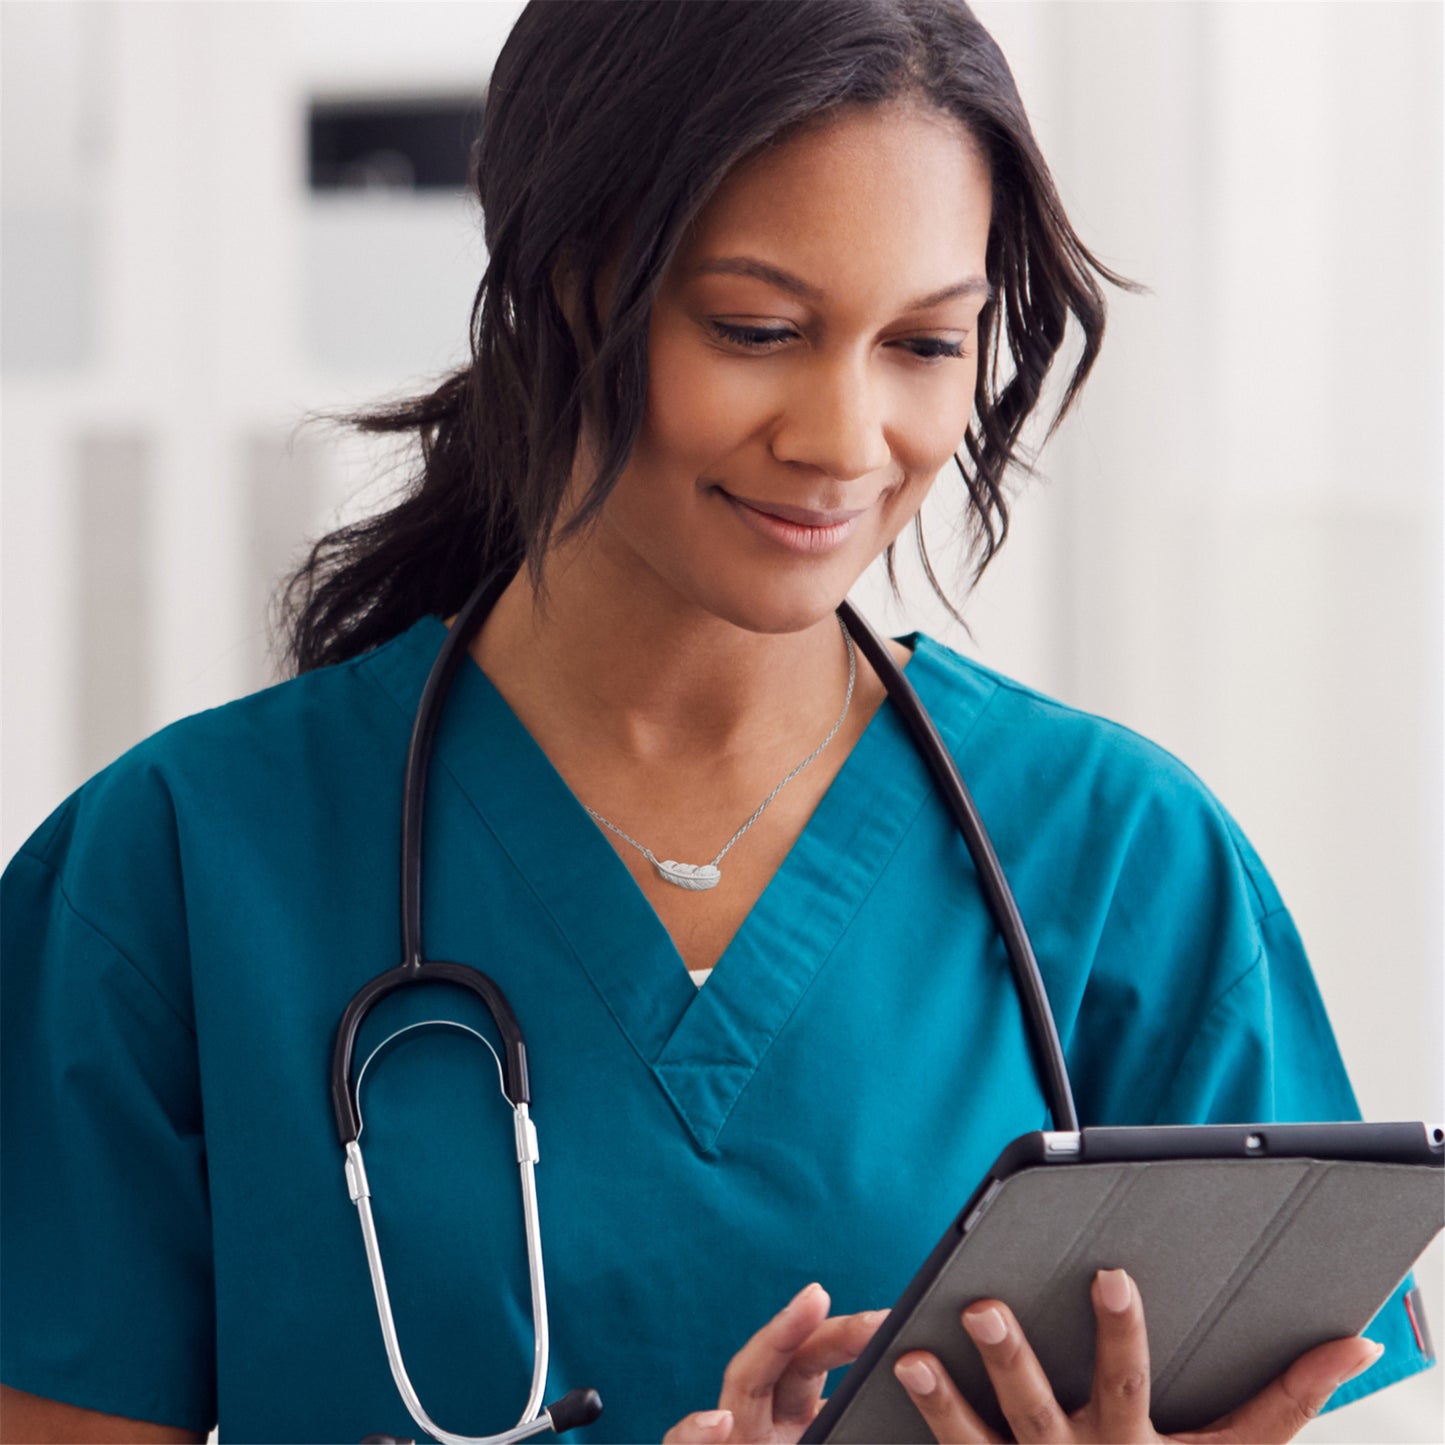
[331, 560, 1079, 1445]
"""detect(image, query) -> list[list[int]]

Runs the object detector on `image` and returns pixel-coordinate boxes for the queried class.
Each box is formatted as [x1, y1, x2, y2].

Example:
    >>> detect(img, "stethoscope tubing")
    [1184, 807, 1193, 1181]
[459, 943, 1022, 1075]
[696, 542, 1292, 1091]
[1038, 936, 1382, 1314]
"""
[343, 1119, 556, 1445]
[331, 561, 1077, 1443]
[399, 564, 519, 973]
[334, 561, 1079, 1147]
[833, 597, 1078, 1134]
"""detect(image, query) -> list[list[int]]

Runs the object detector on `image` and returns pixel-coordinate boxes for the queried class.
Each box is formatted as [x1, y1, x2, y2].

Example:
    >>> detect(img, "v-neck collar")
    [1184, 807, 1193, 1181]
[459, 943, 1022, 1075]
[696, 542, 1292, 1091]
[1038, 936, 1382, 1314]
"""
[368, 616, 987, 1153]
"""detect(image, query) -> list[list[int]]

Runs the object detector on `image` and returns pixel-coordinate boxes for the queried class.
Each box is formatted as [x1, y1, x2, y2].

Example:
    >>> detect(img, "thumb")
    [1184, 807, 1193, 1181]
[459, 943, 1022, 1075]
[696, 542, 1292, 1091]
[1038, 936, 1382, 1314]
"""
[1197, 1336, 1384, 1442]
[662, 1409, 735, 1444]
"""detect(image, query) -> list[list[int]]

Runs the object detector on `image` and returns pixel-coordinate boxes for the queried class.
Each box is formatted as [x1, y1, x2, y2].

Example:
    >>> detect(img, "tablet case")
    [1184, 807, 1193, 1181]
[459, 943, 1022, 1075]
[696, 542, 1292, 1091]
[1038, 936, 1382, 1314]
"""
[807, 1130, 1443, 1442]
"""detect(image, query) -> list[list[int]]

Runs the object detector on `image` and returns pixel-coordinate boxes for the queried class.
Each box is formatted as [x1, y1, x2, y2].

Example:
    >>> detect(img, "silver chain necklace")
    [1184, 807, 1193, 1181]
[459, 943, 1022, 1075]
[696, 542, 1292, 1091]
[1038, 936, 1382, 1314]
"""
[583, 615, 856, 892]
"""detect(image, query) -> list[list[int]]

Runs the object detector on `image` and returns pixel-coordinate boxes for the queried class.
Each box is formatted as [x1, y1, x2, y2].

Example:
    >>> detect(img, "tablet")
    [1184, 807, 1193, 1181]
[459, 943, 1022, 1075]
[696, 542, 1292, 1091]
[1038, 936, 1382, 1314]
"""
[801, 1121, 1444, 1443]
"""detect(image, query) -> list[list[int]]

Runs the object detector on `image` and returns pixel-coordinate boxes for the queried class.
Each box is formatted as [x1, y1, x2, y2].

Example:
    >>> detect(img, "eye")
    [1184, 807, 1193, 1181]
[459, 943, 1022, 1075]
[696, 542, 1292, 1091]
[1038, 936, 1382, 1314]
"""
[708, 321, 794, 350]
[901, 338, 972, 363]
[707, 321, 972, 363]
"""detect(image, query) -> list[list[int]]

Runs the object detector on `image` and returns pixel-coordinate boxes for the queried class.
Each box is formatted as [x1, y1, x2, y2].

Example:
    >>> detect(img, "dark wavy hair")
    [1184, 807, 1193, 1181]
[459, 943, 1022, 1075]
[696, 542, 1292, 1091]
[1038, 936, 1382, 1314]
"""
[277, 0, 1139, 676]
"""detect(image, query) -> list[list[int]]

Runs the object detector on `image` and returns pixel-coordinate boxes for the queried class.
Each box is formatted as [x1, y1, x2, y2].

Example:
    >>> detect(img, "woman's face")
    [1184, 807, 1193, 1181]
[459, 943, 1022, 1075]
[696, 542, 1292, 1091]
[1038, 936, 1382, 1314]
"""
[576, 100, 993, 636]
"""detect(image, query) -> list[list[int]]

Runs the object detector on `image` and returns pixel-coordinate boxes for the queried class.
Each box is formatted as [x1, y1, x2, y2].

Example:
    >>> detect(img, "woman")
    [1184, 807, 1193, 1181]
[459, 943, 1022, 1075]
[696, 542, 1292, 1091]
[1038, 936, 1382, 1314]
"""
[0, 2, 1431, 1442]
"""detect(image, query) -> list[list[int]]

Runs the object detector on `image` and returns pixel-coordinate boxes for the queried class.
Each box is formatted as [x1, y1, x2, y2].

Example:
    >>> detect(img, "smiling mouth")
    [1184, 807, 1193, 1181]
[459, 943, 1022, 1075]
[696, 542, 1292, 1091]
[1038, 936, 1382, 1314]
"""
[717, 491, 867, 527]
[714, 488, 865, 558]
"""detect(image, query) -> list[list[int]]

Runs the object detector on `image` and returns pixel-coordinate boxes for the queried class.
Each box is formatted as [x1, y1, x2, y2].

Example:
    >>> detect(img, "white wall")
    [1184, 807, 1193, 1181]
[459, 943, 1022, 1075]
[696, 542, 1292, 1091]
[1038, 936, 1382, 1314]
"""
[3, 2, 1441, 1439]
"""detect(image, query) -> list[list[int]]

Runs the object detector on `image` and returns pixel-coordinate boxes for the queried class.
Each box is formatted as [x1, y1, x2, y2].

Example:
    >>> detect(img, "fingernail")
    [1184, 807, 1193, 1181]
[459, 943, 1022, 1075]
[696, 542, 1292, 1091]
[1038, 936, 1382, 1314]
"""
[697, 1409, 731, 1430]
[895, 1358, 938, 1395]
[786, 1281, 823, 1314]
[1097, 1268, 1132, 1314]
[1340, 1341, 1386, 1386]
[963, 1306, 1008, 1345]
[862, 1308, 891, 1324]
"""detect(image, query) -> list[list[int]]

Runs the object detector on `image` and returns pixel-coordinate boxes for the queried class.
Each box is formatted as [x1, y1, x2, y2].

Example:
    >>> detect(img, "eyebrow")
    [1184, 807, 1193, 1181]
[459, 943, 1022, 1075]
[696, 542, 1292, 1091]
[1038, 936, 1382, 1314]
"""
[690, 256, 996, 309]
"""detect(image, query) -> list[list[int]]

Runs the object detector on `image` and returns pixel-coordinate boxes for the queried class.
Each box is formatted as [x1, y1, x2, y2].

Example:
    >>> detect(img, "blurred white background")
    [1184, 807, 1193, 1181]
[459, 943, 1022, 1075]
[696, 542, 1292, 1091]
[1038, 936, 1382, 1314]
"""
[1, 1, 1441, 1438]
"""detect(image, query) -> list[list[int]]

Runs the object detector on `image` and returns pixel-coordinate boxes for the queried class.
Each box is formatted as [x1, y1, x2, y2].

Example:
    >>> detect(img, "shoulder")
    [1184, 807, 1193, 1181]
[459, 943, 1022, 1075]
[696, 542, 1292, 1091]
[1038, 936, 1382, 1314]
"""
[903, 636, 1353, 1129]
[905, 631, 1282, 926]
[5, 618, 441, 945]
[911, 629, 1206, 788]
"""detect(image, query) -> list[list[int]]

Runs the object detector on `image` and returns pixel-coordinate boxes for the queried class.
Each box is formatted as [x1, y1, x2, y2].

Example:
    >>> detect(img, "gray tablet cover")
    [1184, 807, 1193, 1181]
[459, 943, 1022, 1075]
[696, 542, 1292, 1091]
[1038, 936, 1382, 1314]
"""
[824, 1157, 1443, 1441]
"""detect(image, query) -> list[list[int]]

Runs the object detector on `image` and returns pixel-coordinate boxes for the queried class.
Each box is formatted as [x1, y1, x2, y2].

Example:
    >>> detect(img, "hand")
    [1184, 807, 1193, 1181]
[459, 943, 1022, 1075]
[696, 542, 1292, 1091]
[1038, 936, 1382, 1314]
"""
[891, 1268, 1386, 1443]
[663, 1282, 890, 1444]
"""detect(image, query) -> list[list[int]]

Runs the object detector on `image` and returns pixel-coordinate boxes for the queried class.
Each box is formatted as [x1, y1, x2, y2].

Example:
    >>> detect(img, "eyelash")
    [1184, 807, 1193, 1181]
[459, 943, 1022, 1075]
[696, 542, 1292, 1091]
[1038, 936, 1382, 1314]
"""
[708, 321, 971, 363]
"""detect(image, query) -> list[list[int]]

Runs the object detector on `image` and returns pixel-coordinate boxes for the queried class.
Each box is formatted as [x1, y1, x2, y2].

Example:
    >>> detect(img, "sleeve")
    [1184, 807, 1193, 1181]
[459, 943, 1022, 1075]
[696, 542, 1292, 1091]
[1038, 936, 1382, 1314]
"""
[0, 773, 218, 1432]
[1140, 819, 1436, 1414]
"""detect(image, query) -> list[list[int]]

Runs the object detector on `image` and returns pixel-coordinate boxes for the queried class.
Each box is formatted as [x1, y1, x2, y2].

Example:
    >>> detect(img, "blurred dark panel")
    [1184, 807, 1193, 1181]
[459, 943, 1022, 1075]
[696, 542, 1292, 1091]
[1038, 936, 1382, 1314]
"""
[308, 96, 484, 192]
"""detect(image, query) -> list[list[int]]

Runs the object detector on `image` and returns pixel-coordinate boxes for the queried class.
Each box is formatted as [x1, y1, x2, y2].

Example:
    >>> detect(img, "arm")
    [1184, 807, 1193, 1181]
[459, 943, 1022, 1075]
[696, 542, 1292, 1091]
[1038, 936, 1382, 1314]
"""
[2, 822, 217, 1439]
[0, 1384, 206, 1445]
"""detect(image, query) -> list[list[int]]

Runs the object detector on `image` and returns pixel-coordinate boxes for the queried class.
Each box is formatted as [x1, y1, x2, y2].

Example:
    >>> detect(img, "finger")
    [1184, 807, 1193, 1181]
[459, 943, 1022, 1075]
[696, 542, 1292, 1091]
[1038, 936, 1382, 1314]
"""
[1187, 1335, 1386, 1444]
[662, 1409, 735, 1444]
[1087, 1269, 1151, 1442]
[961, 1300, 1073, 1444]
[892, 1350, 1003, 1443]
[773, 1309, 891, 1426]
[718, 1282, 832, 1441]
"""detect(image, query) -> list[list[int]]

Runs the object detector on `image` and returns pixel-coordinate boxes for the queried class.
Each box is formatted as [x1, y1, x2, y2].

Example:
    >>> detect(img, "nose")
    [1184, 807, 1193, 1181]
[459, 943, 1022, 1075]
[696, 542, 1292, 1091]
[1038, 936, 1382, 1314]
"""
[768, 354, 893, 482]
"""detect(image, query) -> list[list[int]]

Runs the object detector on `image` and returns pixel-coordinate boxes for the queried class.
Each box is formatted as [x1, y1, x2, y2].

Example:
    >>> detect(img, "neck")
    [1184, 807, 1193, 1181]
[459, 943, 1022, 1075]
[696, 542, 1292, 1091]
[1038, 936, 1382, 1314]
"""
[467, 539, 851, 771]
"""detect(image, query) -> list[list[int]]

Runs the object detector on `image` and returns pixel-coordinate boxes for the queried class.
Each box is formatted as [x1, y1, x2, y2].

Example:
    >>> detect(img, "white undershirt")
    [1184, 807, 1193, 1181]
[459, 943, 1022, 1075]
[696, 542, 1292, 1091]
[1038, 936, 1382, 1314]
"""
[688, 968, 712, 988]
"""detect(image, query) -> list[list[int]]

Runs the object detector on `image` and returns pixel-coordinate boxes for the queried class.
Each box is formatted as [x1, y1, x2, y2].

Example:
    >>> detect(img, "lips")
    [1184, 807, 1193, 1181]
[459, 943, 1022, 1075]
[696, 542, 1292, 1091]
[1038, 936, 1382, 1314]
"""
[723, 494, 866, 527]
[718, 489, 863, 557]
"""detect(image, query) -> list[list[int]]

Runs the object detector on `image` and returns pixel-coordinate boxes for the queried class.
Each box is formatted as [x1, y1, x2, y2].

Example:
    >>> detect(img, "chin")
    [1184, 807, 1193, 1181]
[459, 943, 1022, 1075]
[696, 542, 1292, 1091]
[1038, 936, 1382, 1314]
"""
[694, 565, 859, 638]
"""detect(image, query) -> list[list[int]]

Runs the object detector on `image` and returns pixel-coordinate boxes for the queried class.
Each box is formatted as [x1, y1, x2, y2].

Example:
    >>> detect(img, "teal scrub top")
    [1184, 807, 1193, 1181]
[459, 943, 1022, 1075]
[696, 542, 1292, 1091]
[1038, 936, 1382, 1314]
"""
[1, 617, 1433, 1442]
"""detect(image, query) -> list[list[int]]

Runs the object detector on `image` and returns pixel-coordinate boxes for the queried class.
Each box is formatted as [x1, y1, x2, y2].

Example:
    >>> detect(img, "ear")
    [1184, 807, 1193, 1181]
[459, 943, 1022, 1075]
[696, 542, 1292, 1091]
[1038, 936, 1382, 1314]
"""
[550, 253, 583, 332]
[548, 253, 605, 439]
[552, 239, 628, 343]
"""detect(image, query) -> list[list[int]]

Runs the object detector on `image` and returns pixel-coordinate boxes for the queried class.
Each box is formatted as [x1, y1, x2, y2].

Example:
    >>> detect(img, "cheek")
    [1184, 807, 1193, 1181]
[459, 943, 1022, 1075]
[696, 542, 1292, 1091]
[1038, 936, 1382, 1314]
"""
[633, 315, 754, 478]
[885, 356, 980, 488]
[874, 360, 979, 534]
